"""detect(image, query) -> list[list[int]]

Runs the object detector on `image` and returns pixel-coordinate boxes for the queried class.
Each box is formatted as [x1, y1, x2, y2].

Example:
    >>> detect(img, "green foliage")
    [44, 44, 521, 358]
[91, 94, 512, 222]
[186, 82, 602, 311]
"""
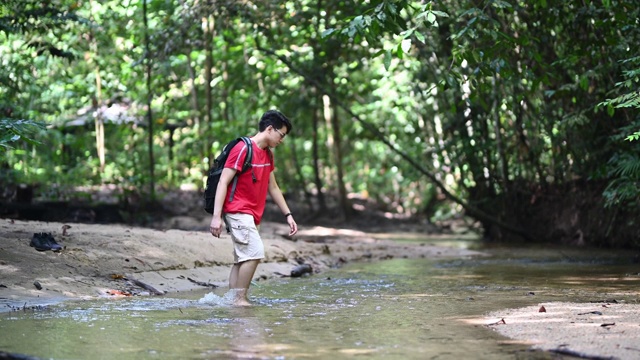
[323, 1, 448, 70]
[0, 119, 45, 150]
[627, 132, 640, 142]
[603, 153, 640, 208]
[595, 55, 640, 206]
[598, 58, 640, 109]
[323, 0, 640, 230]
[1, 0, 639, 244]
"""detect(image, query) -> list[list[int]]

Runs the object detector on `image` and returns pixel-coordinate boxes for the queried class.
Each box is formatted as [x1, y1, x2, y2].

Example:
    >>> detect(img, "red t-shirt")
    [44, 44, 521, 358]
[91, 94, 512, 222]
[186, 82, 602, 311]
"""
[222, 139, 274, 224]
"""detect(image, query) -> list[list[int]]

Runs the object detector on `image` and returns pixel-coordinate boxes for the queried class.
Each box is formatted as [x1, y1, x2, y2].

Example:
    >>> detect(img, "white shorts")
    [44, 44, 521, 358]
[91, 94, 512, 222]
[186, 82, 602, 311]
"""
[224, 213, 264, 263]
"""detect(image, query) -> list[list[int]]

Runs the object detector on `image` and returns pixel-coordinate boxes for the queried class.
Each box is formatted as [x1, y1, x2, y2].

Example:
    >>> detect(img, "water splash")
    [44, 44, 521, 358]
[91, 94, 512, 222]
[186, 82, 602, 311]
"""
[197, 290, 238, 306]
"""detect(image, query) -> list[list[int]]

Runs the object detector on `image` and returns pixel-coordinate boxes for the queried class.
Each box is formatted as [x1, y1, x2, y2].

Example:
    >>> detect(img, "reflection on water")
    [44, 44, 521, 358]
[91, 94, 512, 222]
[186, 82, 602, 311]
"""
[1, 240, 638, 360]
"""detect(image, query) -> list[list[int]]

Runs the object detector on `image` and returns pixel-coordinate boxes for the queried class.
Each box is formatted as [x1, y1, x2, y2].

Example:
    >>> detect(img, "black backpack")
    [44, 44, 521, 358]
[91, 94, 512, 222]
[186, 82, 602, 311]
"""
[204, 137, 253, 214]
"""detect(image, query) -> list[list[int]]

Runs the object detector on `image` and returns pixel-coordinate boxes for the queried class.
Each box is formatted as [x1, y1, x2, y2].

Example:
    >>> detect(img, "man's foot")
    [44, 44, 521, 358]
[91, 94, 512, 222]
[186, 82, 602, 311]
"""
[233, 299, 253, 307]
[231, 288, 252, 307]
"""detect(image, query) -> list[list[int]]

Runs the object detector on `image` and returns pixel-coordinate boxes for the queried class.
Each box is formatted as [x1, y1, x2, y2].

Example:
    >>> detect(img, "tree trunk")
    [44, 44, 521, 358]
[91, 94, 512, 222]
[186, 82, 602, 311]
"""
[324, 95, 350, 219]
[311, 102, 327, 211]
[202, 14, 214, 165]
[221, 42, 229, 123]
[93, 68, 104, 173]
[89, 0, 105, 175]
[143, 0, 155, 199]
[186, 48, 201, 128]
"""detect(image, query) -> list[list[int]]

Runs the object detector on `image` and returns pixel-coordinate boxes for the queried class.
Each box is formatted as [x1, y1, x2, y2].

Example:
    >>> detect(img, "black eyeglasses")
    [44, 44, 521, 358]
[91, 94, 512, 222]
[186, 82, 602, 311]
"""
[274, 128, 287, 139]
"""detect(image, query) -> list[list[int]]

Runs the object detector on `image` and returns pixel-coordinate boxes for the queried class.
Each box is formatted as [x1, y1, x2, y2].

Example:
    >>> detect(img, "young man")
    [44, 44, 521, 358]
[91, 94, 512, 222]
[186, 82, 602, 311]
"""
[209, 110, 298, 306]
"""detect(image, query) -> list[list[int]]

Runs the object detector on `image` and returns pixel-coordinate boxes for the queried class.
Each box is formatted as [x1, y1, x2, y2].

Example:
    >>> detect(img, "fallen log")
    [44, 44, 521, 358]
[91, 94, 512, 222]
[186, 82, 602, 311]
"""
[125, 276, 165, 295]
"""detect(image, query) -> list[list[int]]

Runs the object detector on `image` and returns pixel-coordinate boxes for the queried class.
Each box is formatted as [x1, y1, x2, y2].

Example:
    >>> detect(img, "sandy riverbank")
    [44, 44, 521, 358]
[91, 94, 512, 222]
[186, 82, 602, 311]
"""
[0, 219, 478, 309]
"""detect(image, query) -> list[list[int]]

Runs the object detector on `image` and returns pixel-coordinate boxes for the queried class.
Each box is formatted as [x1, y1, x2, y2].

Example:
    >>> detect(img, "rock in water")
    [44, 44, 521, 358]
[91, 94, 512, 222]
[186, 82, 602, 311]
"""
[290, 264, 312, 277]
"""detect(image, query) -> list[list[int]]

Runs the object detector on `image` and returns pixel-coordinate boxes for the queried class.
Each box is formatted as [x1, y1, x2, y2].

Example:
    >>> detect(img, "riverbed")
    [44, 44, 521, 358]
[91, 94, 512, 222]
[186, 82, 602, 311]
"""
[2, 239, 638, 359]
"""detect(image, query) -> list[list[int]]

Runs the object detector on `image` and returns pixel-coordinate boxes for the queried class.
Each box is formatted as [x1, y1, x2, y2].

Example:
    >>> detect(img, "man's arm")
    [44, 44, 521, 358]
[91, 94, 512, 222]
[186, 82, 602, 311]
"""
[268, 172, 298, 236]
[209, 167, 237, 237]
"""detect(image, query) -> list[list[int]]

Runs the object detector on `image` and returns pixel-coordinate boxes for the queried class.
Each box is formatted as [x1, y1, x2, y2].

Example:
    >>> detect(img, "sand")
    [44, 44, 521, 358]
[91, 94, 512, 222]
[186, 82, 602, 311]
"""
[480, 302, 640, 359]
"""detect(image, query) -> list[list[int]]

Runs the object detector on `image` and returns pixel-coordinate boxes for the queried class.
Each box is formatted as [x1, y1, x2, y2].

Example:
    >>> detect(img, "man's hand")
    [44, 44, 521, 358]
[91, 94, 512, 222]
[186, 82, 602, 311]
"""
[287, 216, 298, 237]
[210, 215, 223, 238]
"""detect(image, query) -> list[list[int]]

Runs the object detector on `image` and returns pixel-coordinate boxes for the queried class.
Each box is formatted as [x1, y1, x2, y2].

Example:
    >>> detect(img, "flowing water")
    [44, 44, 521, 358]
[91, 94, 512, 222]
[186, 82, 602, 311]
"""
[1, 238, 639, 360]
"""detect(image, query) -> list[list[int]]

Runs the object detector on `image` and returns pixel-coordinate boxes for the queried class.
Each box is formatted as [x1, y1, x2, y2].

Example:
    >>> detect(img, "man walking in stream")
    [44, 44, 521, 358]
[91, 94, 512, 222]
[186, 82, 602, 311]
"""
[209, 110, 298, 306]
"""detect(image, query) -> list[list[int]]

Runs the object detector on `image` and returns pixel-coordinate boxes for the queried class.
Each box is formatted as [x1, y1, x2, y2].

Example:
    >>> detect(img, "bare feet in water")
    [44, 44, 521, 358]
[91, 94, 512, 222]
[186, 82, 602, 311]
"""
[232, 288, 252, 307]
[234, 299, 252, 307]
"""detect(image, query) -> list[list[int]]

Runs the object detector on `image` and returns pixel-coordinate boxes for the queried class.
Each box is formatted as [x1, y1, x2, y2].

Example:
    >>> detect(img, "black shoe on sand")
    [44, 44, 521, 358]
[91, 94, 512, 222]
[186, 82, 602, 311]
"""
[30, 233, 62, 252]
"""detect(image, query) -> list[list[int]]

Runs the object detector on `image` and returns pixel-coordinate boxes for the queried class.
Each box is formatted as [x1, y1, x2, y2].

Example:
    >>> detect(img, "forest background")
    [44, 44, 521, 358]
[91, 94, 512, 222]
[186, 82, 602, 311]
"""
[0, 0, 638, 248]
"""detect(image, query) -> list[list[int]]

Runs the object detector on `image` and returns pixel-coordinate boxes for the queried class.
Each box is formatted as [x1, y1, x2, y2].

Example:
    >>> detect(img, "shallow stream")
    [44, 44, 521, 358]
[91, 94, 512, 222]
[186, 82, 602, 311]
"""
[1, 238, 638, 359]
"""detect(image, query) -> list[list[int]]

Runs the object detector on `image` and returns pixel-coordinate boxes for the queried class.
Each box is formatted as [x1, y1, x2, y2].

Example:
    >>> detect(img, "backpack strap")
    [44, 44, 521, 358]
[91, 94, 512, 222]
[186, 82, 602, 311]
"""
[228, 137, 253, 202]
[240, 136, 253, 171]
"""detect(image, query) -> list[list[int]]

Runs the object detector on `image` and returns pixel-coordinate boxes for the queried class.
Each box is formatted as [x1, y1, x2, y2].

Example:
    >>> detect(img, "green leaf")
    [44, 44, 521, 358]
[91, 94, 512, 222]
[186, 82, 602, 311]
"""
[396, 42, 404, 59]
[492, 0, 513, 9]
[321, 29, 336, 38]
[384, 50, 392, 70]
[401, 29, 414, 39]
[426, 12, 436, 24]
[626, 133, 640, 142]
[431, 11, 449, 18]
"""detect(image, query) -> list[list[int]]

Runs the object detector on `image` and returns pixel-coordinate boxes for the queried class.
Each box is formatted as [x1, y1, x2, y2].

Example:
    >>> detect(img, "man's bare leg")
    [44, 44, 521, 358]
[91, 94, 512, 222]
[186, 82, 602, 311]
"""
[229, 263, 241, 288]
[229, 259, 259, 306]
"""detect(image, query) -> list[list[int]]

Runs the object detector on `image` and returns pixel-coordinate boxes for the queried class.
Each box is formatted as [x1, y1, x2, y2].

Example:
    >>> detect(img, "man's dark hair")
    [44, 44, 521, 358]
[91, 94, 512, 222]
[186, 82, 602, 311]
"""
[259, 110, 293, 133]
